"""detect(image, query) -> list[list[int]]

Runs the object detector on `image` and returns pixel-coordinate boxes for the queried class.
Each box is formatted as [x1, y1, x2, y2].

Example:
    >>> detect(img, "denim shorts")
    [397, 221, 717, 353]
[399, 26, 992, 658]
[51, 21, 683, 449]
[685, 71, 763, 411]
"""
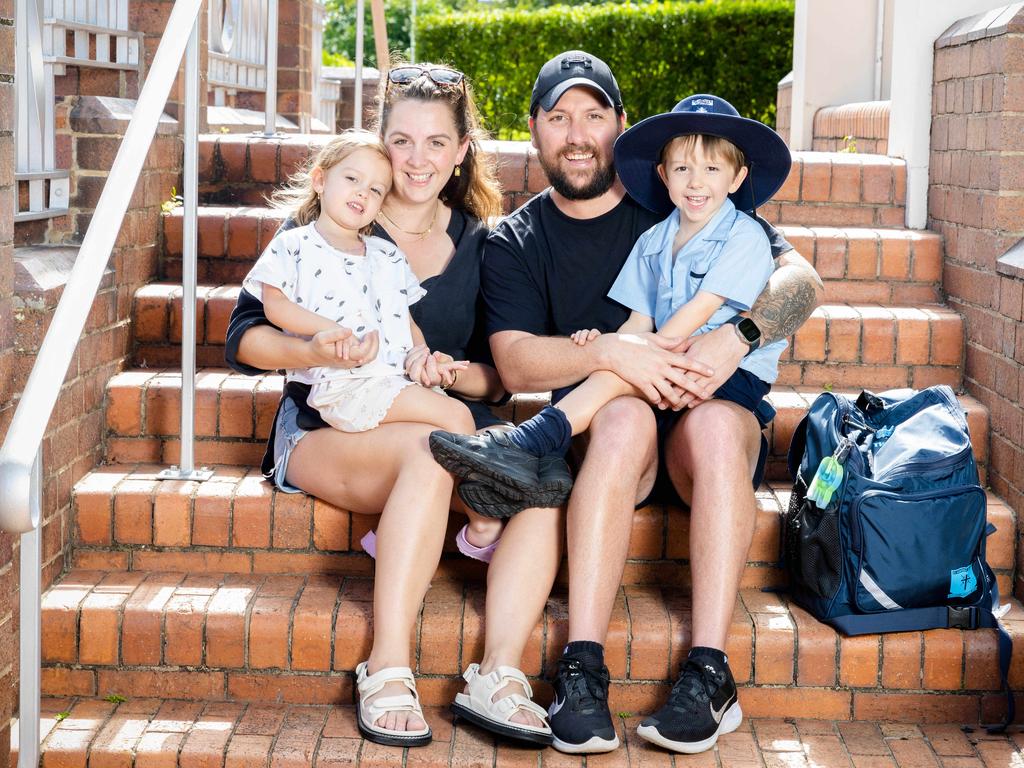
[270, 397, 309, 494]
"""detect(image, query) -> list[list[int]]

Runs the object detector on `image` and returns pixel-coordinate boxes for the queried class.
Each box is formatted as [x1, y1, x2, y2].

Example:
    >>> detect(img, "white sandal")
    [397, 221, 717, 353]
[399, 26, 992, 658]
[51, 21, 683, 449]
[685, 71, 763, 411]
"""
[355, 661, 432, 747]
[451, 663, 553, 745]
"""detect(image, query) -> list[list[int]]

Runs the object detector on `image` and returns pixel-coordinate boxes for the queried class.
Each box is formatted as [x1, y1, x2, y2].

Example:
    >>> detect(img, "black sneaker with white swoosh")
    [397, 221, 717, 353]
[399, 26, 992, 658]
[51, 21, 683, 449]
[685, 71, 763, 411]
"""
[547, 652, 619, 753]
[636, 652, 742, 753]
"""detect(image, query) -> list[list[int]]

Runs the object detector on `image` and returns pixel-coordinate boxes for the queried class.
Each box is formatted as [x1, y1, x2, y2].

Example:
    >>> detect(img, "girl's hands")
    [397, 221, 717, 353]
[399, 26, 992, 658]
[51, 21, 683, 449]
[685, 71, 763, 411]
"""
[405, 345, 468, 388]
[309, 327, 379, 368]
[570, 328, 601, 346]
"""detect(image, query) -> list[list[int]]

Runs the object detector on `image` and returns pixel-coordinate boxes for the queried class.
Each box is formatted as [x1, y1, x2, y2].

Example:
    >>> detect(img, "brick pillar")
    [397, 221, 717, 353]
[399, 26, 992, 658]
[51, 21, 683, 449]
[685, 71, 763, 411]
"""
[929, 9, 1024, 597]
[276, 0, 315, 129]
[0, 7, 18, 767]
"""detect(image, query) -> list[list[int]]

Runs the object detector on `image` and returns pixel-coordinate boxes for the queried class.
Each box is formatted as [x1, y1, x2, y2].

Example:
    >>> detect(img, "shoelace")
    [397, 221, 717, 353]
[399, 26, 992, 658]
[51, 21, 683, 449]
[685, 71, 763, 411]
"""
[556, 657, 608, 710]
[666, 658, 721, 714]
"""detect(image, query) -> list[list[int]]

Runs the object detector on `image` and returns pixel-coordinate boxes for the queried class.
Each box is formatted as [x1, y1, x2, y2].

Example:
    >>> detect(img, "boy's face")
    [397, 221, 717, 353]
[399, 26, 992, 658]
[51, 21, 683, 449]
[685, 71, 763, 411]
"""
[656, 135, 748, 231]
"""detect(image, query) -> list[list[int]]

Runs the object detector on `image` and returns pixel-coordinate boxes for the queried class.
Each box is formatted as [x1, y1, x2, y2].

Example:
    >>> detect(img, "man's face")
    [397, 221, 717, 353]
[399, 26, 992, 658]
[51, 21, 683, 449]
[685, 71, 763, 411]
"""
[530, 86, 624, 201]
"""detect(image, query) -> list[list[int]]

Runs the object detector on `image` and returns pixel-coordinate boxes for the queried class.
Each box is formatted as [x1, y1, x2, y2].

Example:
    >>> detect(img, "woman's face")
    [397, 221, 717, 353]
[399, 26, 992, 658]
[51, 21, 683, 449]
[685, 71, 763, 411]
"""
[381, 99, 470, 206]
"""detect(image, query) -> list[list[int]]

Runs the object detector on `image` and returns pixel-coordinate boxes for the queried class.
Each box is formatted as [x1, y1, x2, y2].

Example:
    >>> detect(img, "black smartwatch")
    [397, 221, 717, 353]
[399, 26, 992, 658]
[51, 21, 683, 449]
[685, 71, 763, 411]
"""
[725, 315, 762, 353]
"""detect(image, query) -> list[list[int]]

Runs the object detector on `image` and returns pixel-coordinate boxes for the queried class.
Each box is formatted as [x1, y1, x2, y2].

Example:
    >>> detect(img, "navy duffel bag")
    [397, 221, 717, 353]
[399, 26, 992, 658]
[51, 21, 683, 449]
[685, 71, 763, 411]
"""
[782, 385, 1013, 730]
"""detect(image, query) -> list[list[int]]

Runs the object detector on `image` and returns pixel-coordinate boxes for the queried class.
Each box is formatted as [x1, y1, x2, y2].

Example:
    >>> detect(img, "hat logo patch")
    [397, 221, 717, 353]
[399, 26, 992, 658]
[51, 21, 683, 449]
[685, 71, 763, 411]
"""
[692, 98, 714, 106]
[696, 107, 708, 112]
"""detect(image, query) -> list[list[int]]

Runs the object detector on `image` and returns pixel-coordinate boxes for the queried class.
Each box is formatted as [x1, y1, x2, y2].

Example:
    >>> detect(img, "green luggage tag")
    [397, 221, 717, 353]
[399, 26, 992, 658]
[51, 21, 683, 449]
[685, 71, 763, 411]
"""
[806, 438, 853, 509]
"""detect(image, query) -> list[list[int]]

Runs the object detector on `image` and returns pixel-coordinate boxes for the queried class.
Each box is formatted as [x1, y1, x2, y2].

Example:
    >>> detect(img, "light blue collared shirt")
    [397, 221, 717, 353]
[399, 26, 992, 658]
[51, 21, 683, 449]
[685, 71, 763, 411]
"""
[607, 198, 786, 384]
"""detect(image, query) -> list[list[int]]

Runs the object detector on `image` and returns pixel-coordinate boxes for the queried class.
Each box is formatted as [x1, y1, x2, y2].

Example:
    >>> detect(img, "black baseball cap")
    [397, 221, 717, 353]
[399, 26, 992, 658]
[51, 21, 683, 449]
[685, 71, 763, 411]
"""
[530, 50, 623, 116]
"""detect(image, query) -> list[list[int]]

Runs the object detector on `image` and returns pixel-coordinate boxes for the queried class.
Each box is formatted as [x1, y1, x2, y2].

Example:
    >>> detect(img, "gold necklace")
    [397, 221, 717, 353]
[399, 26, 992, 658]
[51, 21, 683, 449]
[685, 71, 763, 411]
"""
[378, 202, 440, 241]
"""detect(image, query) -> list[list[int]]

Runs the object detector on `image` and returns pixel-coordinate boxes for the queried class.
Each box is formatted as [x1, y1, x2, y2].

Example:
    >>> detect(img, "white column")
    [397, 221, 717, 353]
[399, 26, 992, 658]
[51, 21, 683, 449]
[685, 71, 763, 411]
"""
[790, 0, 879, 150]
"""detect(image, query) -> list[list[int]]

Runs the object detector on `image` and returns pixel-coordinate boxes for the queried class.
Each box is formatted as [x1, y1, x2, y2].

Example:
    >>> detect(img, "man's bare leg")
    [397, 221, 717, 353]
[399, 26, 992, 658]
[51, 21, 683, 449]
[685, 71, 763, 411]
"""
[568, 395, 658, 643]
[547, 396, 658, 755]
[635, 399, 761, 754]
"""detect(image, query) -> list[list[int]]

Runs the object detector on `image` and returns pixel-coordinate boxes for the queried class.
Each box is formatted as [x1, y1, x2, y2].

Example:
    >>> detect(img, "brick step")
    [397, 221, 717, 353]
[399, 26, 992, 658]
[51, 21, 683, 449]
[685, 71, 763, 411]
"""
[161, 204, 941, 301]
[38, 570, 1024, 723]
[102, 373, 990, 481]
[70, 465, 1012, 595]
[194, 134, 907, 222]
[812, 100, 891, 155]
[17, 699, 1023, 768]
[132, 287, 966, 388]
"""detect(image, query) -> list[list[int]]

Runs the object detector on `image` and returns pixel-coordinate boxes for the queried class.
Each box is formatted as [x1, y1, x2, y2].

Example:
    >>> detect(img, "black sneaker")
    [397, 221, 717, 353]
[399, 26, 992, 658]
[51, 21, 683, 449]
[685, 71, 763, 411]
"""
[636, 653, 742, 753]
[548, 654, 620, 753]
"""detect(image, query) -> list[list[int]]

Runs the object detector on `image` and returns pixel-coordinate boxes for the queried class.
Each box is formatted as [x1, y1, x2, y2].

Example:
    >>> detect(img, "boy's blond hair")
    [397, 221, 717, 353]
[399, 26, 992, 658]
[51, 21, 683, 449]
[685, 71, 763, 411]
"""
[659, 133, 747, 175]
[270, 129, 390, 234]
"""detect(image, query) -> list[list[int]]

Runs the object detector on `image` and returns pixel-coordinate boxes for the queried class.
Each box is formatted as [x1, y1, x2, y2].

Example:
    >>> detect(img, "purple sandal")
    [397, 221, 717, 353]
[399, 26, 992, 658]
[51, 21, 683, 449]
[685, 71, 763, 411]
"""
[360, 527, 500, 564]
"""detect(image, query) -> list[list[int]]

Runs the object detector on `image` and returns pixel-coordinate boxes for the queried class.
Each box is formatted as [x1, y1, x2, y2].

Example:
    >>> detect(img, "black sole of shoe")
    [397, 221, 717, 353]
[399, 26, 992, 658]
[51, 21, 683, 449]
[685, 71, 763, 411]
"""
[451, 703, 554, 746]
[429, 433, 548, 495]
[430, 434, 573, 505]
[356, 715, 432, 748]
[456, 482, 527, 519]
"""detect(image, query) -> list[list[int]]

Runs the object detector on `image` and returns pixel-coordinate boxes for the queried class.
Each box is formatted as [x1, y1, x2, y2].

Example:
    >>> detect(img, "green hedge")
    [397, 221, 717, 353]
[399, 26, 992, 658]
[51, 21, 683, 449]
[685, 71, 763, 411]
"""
[416, 0, 794, 138]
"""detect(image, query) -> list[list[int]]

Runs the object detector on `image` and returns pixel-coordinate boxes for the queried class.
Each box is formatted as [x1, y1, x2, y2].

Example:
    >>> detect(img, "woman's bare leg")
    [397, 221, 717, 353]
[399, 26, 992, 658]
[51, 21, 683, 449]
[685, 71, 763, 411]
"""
[474, 503, 563, 726]
[287, 422, 457, 733]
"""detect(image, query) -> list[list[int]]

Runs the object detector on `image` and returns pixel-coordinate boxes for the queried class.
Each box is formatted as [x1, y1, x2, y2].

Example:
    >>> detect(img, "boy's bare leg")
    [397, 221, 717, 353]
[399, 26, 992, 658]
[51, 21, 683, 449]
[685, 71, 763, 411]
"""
[567, 396, 659, 643]
[662, 400, 761, 649]
[555, 370, 641, 435]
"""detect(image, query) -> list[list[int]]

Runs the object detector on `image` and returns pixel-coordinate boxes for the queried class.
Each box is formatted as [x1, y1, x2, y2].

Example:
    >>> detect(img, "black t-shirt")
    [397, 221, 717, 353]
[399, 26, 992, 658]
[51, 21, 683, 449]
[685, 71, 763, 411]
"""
[482, 189, 793, 339]
[224, 208, 503, 435]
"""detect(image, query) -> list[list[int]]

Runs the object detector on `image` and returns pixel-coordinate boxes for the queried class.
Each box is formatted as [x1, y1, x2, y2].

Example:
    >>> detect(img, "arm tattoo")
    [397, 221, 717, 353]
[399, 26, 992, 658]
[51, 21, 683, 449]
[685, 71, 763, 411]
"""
[750, 264, 823, 345]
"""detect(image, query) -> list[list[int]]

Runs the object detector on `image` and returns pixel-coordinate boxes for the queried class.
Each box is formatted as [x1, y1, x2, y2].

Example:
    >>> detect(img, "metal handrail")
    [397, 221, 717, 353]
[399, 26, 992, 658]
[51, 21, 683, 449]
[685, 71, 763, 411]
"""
[1, 0, 205, 533]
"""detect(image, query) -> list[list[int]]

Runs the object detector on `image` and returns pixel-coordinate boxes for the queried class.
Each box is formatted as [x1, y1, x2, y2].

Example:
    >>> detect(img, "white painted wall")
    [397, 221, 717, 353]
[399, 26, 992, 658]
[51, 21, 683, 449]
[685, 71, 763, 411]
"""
[790, 0, 1015, 228]
[790, 0, 878, 150]
[888, 0, 1014, 228]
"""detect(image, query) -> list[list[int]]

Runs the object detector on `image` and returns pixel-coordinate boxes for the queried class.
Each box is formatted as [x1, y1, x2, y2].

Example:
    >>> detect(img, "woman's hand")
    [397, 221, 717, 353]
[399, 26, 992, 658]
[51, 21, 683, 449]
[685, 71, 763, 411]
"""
[432, 351, 469, 390]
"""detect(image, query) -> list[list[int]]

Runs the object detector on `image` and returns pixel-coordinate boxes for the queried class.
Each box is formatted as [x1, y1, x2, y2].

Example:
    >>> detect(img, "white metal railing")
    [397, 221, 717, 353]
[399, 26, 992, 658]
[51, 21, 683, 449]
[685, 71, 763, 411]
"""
[207, 0, 279, 135]
[14, 0, 145, 222]
[4, 4, 209, 768]
[316, 74, 341, 131]
[310, 0, 338, 132]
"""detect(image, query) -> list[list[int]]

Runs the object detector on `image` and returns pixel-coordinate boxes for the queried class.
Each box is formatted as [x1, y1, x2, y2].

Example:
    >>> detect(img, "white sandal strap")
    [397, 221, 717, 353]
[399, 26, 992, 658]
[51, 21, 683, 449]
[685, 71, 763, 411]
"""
[355, 661, 428, 735]
[460, 663, 549, 728]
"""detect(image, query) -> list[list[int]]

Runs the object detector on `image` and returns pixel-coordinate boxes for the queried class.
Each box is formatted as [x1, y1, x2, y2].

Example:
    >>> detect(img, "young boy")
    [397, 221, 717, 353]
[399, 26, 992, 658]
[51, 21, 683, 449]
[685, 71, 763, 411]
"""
[429, 93, 792, 513]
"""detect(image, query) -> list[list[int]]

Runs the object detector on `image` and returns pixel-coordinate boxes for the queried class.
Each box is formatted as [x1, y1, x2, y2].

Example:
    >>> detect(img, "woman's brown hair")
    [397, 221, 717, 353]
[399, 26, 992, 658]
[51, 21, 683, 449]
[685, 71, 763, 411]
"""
[270, 128, 390, 234]
[374, 64, 503, 223]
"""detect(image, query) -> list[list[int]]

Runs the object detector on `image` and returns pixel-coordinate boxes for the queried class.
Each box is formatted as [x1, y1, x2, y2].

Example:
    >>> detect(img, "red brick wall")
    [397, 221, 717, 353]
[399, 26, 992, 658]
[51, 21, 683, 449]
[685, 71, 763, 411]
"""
[0, 3, 18, 766]
[929, 12, 1024, 596]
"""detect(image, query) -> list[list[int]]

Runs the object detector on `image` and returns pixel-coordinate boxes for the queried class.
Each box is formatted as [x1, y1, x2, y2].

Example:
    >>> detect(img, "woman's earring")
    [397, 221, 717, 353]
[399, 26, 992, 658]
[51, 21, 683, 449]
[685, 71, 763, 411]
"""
[454, 165, 461, 177]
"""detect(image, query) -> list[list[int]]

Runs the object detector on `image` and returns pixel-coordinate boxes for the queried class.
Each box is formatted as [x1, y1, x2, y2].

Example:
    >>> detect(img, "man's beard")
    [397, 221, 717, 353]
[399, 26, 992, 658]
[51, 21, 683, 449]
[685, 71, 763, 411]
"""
[538, 144, 617, 201]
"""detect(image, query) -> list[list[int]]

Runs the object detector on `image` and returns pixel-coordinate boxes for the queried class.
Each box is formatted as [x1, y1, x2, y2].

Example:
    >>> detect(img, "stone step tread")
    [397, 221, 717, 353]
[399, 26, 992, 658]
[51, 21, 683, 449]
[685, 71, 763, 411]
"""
[102, 374, 990, 467]
[164, 205, 932, 261]
[70, 465, 1013, 591]
[14, 698, 1020, 768]
[195, 136, 906, 220]
[39, 569, 1024, 710]
[131, 291, 966, 391]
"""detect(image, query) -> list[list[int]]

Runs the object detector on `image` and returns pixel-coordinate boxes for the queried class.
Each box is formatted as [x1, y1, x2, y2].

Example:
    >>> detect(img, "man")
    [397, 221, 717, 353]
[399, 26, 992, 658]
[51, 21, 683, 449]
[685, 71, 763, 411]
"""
[478, 51, 822, 754]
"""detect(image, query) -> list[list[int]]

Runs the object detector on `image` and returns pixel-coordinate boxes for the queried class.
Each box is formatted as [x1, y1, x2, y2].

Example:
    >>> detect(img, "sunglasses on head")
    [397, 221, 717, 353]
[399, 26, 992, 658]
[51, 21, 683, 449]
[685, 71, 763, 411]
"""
[387, 65, 465, 89]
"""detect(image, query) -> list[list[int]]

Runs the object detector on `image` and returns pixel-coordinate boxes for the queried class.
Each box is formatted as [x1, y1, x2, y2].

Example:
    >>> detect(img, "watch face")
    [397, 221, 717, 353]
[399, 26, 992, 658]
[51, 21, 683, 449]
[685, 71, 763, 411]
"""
[736, 318, 761, 344]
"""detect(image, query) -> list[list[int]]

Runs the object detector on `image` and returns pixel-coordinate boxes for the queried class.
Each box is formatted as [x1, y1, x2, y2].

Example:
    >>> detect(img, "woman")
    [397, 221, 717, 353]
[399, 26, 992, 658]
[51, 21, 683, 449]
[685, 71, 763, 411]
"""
[225, 64, 560, 747]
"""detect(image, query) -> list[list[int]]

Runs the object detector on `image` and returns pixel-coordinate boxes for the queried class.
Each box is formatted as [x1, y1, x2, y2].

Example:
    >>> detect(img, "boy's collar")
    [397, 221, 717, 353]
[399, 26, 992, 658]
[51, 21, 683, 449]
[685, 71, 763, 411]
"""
[640, 198, 738, 257]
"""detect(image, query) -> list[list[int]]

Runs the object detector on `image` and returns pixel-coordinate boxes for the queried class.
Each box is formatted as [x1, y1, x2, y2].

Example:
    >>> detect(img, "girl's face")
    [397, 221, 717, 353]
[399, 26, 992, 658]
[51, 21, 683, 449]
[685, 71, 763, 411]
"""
[312, 147, 393, 235]
[382, 100, 470, 206]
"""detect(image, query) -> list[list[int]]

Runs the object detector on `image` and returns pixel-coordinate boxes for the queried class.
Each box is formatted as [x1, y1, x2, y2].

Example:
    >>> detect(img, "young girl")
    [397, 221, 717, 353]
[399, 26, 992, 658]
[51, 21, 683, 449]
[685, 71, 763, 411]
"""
[243, 129, 475, 444]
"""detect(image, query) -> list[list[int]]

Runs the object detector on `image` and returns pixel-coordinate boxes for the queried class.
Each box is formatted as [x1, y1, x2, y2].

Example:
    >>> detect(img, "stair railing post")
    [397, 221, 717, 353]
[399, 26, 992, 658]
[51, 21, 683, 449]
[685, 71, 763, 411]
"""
[263, 0, 278, 136]
[17, 450, 41, 768]
[159, 12, 212, 483]
[353, 0, 364, 129]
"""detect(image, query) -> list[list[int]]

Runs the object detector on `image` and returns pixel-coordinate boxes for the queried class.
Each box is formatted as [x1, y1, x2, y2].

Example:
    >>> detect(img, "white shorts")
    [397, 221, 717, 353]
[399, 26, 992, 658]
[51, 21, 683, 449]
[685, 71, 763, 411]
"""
[308, 375, 416, 432]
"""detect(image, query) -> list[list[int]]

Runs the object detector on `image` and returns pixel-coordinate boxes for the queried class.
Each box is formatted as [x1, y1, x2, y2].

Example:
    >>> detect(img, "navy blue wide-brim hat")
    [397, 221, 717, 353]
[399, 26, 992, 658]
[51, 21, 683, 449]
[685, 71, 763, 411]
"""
[614, 93, 792, 216]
